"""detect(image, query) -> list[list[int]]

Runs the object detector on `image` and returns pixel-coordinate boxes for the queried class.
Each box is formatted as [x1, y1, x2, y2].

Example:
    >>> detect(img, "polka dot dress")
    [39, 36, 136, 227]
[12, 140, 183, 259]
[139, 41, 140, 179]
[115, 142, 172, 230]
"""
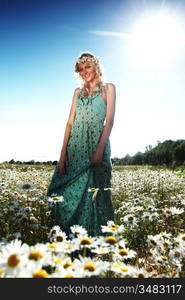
[47, 90, 114, 237]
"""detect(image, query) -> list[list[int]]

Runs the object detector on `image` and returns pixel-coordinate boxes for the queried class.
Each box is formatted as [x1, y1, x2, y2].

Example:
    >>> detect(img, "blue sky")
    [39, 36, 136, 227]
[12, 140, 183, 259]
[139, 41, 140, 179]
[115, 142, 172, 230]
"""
[0, 0, 185, 162]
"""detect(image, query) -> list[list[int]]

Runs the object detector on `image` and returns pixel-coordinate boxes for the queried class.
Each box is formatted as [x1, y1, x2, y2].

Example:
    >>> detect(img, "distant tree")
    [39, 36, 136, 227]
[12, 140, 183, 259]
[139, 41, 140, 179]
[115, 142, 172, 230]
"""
[132, 152, 143, 165]
[111, 157, 120, 165]
[173, 142, 185, 165]
[16, 161, 23, 164]
[9, 159, 15, 164]
[145, 145, 152, 152]
[123, 154, 132, 165]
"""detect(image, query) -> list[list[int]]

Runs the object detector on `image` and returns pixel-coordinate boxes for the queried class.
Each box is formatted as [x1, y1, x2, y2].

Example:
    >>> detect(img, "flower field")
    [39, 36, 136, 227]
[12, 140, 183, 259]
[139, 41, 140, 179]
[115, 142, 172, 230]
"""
[0, 163, 185, 278]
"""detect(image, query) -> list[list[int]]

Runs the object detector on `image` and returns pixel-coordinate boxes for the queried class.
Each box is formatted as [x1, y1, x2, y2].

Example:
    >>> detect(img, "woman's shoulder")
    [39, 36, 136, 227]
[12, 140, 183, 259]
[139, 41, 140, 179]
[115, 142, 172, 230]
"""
[72, 88, 81, 99]
[74, 87, 81, 95]
[105, 82, 116, 91]
[104, 83, 116, 97]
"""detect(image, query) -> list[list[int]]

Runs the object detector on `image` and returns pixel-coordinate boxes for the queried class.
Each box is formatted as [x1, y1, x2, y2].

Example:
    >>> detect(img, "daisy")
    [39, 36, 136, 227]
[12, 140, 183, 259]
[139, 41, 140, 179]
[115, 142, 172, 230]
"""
[169, 207, 184, 215]
[27, 243, 51, 268]
[101, 221, 124, 234]
[174, 233, 185, 246]
[0, 239, 29, 277]
[163, 207, 184, 217]
[61, 257, 74, 270]
[169, 247, 185, 262]
[70, 225, 88, 237]
[79, 236, 93, 247]
[47, 195, 64, 203]
[121, 215, 137, 226]
[130, 267, 150, 278]
[72, 235, 97, 252]
[113, 246, 137, 261]
[46, 242, 66, 254]
[74, 256, 109, 277]
[111, 262, 130, 276]
[19, 264, 50, 278]
[52, 265, 84, 278]
[60, 241, 79, 254]
[49, 254, 67, 269]
[105, 235, 118, 245]
[17, 182, 35, 192]
[91, 246, 109, 255]
[48, 225, 62, 237]
[149, 212, 159, 221]
[53, 232, 67, 243]
[48, 226, 67, 242]
[32, 269, 49, 278]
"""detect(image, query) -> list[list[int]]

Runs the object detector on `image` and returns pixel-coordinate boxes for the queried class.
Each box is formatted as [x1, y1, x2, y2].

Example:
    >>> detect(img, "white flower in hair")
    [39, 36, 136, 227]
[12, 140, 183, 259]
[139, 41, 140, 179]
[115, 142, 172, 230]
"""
[77, 56, 99, 65]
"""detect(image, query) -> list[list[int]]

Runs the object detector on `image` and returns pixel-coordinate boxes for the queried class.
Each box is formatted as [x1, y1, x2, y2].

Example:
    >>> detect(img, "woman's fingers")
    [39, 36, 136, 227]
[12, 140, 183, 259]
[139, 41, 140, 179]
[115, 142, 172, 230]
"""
[57, 160, 68, 174]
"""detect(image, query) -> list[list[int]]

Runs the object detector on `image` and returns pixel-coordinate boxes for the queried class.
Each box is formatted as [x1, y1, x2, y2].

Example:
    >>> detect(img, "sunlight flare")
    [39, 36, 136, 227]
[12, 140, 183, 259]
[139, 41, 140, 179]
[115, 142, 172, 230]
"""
[128, 12, 185, 68]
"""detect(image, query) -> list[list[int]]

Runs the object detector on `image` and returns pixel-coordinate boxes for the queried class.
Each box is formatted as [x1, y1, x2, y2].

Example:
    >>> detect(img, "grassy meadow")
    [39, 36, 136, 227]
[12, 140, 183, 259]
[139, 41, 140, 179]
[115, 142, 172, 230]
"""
[0, 163, 185, 278]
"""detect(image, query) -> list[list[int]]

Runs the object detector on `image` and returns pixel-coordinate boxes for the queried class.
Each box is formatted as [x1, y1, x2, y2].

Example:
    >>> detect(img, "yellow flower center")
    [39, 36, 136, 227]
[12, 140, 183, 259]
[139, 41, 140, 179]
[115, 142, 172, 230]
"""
[0, 268, 4, 276]
[111, 224, 118, 231]
[174, 251, 181, 257]
[52, 196, 60, 200]
[53, 258, 62, 264]
[32, 270, 49, 278]
[182, 235, 185, 241]
[64, 274, 74, 278]
[7, 254, 20, 267]
[113, 264, 121, 269]
[48, 243, 57, 249]
[146, 265, 153, 272]
[105, 236, 118, 244]
[23, 183, 31, 189]
[84, 262, 96, 272]
[161, 256, 168, 261]
[119, 249, 128, 256]
[80, 237, 92, 245]
[56, 236, 64, 242]
[120, 267, 128, 272]
[29, 250, 43, 261]
[63, 261, 73, 268]
[138, 273, 145, 278]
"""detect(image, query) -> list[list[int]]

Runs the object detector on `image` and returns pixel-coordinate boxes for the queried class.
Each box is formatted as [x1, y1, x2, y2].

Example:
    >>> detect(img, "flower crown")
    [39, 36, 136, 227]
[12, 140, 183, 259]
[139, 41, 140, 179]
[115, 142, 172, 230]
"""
[76, 56, 99, 65]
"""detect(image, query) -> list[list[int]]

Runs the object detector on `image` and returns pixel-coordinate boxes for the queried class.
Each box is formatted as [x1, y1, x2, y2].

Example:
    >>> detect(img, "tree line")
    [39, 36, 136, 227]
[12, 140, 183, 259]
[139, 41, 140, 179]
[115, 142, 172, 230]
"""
[112, 139, 185, 167]
[4, 139, 185, 167]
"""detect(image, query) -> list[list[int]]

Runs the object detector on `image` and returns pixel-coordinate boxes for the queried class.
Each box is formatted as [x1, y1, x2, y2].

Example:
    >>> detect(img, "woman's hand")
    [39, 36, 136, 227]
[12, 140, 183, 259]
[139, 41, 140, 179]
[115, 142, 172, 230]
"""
[57, 154, 68, 174]
[91, 149, 103, 167]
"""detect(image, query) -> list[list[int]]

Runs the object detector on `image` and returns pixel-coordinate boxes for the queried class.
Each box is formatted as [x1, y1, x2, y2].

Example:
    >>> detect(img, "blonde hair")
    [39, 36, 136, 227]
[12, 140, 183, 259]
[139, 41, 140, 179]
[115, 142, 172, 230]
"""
[74, 52, 106, 97]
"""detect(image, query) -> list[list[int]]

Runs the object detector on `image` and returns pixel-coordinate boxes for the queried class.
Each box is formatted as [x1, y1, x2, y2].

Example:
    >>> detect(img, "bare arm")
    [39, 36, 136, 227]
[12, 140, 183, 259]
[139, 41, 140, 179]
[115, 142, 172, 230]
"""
[57, 88, 79, 173]
[91, 83, 116, 166]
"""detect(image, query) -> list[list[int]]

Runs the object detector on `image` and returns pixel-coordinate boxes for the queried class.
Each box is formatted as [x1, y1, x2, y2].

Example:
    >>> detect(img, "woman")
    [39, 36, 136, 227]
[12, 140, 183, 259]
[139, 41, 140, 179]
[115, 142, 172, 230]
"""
[47, 52, 116, 237]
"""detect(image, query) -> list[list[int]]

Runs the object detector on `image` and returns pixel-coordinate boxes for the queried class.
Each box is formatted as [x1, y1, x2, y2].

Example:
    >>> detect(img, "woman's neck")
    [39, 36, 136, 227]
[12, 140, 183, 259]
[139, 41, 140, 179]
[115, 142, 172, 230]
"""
[86, 81, 97, 93]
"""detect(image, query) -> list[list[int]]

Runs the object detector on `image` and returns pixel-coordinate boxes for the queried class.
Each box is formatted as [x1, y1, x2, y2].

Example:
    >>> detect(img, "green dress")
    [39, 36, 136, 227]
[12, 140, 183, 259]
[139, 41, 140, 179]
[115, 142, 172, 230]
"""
[47, 89, 114, 237]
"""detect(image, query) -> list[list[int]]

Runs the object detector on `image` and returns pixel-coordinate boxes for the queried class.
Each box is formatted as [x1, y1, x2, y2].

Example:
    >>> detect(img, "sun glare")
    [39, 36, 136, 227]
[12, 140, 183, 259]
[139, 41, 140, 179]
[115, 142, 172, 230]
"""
[128, 12, 185, 68]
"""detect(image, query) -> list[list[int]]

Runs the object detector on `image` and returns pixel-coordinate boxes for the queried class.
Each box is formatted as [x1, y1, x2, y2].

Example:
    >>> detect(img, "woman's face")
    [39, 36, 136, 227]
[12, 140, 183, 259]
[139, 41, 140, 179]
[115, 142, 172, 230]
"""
[78, 62, 97, 83]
